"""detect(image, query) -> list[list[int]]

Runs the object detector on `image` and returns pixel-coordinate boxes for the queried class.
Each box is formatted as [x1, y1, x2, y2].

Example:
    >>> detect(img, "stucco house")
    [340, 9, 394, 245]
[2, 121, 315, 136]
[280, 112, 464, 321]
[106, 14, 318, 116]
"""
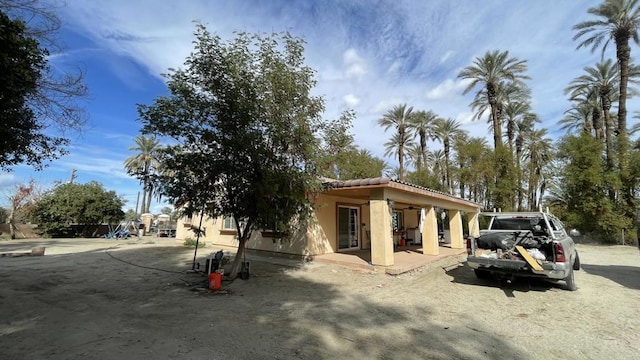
[175, 177, 482, 268]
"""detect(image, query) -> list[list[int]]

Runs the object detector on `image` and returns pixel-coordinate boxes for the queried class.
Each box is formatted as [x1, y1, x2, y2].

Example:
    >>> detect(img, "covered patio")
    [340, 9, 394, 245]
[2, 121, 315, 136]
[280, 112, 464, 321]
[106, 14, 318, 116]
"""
[313, 244, 467, 275]
[321, 177, 482, 272]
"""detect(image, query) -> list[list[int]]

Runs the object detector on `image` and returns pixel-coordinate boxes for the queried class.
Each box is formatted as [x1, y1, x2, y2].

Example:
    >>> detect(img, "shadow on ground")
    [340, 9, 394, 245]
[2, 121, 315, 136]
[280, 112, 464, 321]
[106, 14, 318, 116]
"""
[446, 263, 563, 297]
[581, 263, 640, 290]
[0, 246, 528, 360]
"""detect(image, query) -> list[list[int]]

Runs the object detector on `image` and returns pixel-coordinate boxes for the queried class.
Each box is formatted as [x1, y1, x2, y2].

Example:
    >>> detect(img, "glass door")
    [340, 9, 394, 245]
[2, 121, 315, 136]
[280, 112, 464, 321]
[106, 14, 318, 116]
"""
[338, 206, 360, 250]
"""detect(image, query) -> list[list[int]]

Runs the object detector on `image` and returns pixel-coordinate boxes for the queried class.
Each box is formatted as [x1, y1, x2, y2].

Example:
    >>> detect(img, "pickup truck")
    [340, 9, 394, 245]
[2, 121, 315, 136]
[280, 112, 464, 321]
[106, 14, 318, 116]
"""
[466, 211, 580, 291]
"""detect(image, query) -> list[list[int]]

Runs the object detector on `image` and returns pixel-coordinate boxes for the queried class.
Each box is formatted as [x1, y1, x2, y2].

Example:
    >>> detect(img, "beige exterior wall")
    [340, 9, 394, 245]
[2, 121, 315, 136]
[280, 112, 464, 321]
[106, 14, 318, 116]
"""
[173, 185, 480, 259]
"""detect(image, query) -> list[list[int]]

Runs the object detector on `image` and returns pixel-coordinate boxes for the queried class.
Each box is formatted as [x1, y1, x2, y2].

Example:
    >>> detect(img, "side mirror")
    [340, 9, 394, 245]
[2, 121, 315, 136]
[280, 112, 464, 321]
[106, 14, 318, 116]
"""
[569, 229, 581, 237]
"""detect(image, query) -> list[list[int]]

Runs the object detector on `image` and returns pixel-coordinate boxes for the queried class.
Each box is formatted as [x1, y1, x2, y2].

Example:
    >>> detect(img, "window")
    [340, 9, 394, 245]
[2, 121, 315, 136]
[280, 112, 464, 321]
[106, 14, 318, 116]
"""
[222, 216, 236, 231]
[183, 215, 192, 224]
[392, 210, 404, 233]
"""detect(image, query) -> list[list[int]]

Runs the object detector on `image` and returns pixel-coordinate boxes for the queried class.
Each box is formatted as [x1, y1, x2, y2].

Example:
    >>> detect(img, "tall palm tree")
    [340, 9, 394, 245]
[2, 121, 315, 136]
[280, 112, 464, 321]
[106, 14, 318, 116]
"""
[574, 0, 640, 207]
[383, 132, 414, 180]
[430, 149, 447, 189]
[124, 135, 162, 214]
[405, 142, 433, 171]
[560, 102, 595, 135]
[378, 104, 414, 180]
[433, 118, 464, 194]
[503, 101, 533, 155]
[565, 59, 620, 167]
[407, 110, 437, 170]
[458, 50, 529, 149]
[523, 129, 553, 210]
[514, 115, 539, 210]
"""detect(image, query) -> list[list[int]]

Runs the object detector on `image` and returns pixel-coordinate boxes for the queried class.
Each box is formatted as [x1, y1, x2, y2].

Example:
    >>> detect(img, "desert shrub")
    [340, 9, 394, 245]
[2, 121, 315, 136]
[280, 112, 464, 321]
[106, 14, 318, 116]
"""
[184, 237, 205, 248]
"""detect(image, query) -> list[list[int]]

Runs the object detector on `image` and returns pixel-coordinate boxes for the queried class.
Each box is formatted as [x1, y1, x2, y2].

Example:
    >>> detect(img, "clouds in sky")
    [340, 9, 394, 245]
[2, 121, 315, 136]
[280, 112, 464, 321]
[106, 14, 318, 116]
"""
[8, 0, 638, 208]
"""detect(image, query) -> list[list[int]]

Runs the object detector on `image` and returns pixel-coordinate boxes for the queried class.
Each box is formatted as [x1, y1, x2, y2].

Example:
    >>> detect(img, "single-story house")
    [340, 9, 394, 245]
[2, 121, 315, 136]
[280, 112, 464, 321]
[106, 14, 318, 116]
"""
[175, 177, 482, 268]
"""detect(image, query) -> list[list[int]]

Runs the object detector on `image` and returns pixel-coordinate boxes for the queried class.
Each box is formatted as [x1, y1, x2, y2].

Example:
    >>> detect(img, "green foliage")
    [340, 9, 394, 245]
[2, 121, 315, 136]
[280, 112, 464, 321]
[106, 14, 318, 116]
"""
[404, 169, 443, 191]
[31, 181, 125, 237]
[183, 237, 206, 248]
[0, 10, 69, 170]
[123, 209, 138, 221]
[0, 207, 7, 224]
[555, 134, 633, 241]
[138, 27, 324, 278]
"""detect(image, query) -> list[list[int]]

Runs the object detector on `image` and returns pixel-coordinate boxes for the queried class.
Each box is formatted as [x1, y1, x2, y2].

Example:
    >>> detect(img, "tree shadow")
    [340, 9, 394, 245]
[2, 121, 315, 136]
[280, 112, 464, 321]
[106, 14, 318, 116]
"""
[446, 264, 563, 297]
[581, 264, 640, 290]
[0, 246, 529, 359]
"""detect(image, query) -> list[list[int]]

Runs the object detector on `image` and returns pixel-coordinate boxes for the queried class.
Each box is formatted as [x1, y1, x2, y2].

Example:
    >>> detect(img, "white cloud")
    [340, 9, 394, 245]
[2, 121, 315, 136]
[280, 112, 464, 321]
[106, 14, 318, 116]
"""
[343, 94, 360, 107]
[343, 48, 367, 79]
[425, 78, 471, 100]
[440, 50, 455, 63]
[50, 0, 623, 175]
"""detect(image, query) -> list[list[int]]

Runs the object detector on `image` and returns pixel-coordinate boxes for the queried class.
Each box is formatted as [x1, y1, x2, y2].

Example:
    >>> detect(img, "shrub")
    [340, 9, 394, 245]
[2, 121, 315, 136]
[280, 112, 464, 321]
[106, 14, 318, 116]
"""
[184, 237, 205, 248]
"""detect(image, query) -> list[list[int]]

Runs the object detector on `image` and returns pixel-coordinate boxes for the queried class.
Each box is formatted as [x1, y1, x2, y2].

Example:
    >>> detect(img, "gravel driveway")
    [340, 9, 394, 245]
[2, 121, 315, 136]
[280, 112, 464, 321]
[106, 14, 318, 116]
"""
[0, 239, 638, 359]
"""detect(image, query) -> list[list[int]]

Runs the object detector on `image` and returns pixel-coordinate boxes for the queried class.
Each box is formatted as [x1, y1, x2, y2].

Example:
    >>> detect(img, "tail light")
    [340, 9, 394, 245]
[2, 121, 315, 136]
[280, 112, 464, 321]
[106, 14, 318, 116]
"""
[554, 242, 566, 262]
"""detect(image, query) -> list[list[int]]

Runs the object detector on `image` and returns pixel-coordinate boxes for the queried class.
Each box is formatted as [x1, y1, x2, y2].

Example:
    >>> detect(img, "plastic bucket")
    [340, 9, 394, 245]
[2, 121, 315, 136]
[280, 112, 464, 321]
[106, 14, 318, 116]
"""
[208, 273, 222, 290]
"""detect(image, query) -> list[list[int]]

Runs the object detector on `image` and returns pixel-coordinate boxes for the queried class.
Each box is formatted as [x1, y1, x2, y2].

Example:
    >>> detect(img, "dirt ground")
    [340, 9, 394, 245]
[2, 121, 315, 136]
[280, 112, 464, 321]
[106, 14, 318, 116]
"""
[0, 238, 638, 360]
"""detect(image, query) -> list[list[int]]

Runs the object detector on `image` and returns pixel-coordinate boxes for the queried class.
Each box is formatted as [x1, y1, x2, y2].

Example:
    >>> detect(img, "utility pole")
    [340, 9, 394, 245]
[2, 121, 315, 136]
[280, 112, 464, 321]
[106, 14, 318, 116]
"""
[68, 168, 77, 184]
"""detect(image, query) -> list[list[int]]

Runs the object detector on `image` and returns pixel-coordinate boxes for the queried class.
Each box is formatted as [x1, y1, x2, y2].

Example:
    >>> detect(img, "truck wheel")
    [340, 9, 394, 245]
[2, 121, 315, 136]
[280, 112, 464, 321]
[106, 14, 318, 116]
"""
[474, 269, 492, 280]
[573, 252, 580, 270]
[564, 267, 577, 291]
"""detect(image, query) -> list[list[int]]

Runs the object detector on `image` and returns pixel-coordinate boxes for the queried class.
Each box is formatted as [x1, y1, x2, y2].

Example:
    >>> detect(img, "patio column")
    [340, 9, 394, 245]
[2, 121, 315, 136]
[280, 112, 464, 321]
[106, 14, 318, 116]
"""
[468, 211, 480, 238]
[448, 209, 464, 249]
[369, 189, 394, 267]
[422, 206, 439, 255]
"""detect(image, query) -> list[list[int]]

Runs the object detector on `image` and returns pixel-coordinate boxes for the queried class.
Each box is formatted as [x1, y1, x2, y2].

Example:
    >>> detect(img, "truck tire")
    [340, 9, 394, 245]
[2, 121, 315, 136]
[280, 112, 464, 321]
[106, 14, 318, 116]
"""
[474, 269, 492, 280]
[565, 267, 577, 291]
[573, 252, 580, 270]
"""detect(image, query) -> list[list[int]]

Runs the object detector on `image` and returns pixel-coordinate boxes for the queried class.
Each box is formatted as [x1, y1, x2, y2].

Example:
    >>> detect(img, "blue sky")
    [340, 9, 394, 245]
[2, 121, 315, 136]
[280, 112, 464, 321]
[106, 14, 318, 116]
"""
[2, 0, 634, 212]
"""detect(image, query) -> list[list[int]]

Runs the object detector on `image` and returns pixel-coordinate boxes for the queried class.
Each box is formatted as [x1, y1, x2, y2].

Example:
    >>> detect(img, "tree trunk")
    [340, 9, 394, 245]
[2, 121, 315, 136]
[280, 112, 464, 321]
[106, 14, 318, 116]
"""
[487, 83, 502, 149]
[515, 139, 523, 211]
[8, 208, 16, 240]
[146, 183, 153, 215]
[444, 141, 452, 194]
[140, 179, 148, 214]
[616, 37, 631, 211]
[420, 130, 427, 169]
[398, 127, 405, 181]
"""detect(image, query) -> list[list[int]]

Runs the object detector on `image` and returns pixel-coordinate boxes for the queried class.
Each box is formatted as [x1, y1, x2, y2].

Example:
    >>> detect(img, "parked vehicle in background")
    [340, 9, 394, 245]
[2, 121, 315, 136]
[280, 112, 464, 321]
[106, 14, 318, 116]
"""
[466, 211, 580, 291]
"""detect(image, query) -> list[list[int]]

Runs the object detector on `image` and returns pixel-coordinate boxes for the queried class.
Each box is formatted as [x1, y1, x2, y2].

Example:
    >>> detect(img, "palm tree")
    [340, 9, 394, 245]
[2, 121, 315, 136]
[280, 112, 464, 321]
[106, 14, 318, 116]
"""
[433, 118, 464, 194]
[378, 104, 414, 180]
[458, 50, 530, 149]
[523, 129, 553, 210]
[574, 0, 640, 207]
[430, 149, 447, 189]
[560, 102, 595, 135]
[514, 115, 539, 210]
[383, 132, 414, 180]
[407, 110, 437, 170]
[124, 135, 162, 214]
[565, 59, 620, 167]
[503, 101, 533, 154]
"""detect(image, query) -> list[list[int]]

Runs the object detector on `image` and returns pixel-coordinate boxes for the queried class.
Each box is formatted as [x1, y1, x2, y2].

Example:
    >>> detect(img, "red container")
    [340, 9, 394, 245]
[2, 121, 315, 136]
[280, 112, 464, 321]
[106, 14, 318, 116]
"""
[208, 273, 222, 290]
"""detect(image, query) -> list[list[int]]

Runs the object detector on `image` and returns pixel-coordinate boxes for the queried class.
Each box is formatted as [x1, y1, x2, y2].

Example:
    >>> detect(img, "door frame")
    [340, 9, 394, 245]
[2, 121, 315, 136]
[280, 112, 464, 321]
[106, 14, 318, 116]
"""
[336, 204, 361, 252]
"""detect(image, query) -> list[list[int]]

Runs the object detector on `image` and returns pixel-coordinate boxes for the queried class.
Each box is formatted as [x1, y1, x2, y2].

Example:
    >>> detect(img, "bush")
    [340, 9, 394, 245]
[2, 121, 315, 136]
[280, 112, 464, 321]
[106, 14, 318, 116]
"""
[184, 237, 205, 248]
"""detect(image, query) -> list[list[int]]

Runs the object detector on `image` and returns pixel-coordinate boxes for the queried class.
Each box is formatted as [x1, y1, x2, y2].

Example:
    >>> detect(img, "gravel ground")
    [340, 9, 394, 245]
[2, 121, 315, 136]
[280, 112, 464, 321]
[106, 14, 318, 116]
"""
[0, 238, 638, 360]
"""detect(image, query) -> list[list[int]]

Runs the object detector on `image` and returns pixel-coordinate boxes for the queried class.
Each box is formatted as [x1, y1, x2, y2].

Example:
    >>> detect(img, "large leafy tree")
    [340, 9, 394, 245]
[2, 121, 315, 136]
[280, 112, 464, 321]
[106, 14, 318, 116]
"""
[458, 50, 529, 150]
[138, 27, 324, 279]
[574, 0, 640, 212]
[378, 104, 414, 180]
[0, 1, 87, 170]
[32, 181, 125, 237]
[124, 135, 162, 214]
[0, 10, 66, 170]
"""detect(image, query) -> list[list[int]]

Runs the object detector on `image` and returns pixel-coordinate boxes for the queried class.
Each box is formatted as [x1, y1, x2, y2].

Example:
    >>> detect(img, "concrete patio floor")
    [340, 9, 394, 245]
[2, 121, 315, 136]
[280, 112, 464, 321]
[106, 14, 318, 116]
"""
[313, 245, 467, 275]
